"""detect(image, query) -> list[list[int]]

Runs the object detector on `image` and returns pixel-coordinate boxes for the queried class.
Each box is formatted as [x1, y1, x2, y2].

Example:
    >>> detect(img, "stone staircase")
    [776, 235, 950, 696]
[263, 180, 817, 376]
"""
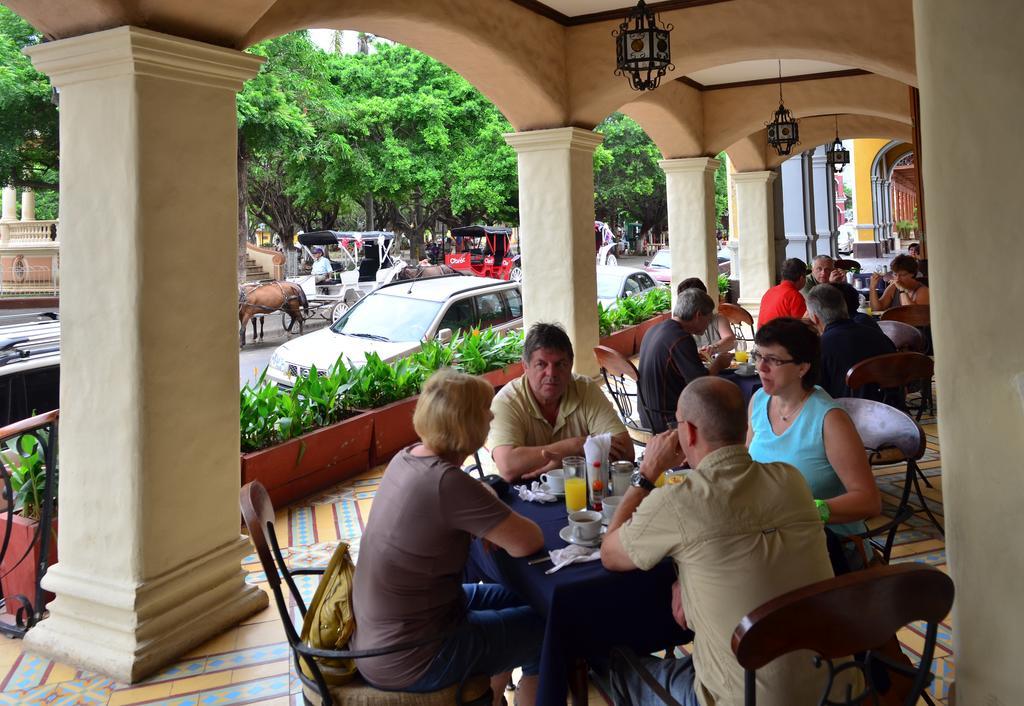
[244, 255, 270, 282]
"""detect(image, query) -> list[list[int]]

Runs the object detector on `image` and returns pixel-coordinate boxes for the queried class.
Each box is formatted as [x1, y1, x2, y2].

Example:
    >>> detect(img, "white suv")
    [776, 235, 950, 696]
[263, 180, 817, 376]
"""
[0, 314, 60, 426]
[266, 275, 523, 387]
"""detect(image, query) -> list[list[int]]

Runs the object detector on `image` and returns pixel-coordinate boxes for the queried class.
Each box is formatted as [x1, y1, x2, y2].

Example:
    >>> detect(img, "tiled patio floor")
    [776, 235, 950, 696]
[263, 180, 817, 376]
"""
[0, 403, 949, 706]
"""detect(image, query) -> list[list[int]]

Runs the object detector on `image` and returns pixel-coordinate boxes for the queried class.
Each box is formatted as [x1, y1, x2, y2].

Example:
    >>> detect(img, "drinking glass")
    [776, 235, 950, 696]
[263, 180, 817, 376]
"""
[734, 339, 749, 364]
[562, 456, 587, 513]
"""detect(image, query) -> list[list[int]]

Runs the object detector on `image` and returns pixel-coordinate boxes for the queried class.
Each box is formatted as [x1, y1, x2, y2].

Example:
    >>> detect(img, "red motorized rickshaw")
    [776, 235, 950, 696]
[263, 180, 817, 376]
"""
[443, 226, 522, 282]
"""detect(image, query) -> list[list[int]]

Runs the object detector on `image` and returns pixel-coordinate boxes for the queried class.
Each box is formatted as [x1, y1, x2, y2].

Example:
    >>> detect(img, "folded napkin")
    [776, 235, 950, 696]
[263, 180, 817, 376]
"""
[546, 544, 601, 574]
[515, 481, 557, 503]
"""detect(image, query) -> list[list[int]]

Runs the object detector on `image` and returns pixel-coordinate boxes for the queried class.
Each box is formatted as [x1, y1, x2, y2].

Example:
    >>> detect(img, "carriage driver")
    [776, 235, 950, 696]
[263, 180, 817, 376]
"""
[311, 247, 333, 288]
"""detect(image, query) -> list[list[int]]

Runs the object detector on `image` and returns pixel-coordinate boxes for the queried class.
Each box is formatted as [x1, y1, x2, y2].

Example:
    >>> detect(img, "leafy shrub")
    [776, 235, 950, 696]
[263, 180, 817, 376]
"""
[4, 431, 55, 521]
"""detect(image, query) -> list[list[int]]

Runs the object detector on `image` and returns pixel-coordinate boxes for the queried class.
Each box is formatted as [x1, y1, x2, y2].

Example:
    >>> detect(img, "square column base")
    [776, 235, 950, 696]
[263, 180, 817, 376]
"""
[853, 242, 884, 258]
[24, 536, 267, 683]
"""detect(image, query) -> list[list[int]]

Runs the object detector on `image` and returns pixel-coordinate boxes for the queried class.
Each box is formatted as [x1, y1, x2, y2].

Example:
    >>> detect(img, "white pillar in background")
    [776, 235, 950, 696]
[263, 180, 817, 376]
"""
[733, 171, 778, 314]
[20, 188, 35, 221]
[25, 27, 266, 682]
[505, 127, 603, 376]
[914, 0, 1024, 701]
[659, 157, 720, 306]
[1, 186, 16, 221]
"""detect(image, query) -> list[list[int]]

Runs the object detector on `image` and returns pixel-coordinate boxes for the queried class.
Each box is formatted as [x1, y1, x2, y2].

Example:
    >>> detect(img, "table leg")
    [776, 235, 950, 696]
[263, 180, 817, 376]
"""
[569, 658, 589, 706]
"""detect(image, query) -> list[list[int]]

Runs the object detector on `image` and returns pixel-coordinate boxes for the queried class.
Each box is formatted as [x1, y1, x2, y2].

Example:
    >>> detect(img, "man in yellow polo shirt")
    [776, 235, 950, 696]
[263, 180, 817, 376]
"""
[488, 323, 634, 482]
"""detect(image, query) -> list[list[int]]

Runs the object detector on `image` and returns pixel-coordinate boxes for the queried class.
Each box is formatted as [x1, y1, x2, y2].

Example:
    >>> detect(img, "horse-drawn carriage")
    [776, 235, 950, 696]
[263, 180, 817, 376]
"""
[239, 230, 408, 346]
[443, 226, 522, 282]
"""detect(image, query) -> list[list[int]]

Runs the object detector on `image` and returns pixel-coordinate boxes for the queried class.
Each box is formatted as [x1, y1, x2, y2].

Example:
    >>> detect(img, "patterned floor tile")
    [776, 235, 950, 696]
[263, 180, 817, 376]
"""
[193, 675, 289, 705]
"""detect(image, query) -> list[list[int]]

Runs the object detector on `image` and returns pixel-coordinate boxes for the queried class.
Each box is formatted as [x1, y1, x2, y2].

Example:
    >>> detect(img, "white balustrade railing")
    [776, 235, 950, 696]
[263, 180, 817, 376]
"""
[0, 257, 59, 296]
[2, 220, 58, 244]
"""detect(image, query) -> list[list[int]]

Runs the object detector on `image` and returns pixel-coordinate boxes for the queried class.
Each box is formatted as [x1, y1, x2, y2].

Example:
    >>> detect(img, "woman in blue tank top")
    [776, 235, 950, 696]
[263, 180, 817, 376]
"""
[746, 319, 881, 541]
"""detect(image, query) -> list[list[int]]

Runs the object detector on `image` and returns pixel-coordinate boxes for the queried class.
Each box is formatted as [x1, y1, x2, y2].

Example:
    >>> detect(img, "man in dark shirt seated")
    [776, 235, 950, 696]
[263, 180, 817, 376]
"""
[832, 281, 882, 331]
[638, 288, 733, 433]
[806, 284, 897, 403]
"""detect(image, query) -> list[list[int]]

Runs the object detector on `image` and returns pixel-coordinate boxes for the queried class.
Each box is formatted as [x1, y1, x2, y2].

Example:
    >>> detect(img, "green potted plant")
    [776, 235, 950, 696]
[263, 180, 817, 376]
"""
[0, 429, 58, 617]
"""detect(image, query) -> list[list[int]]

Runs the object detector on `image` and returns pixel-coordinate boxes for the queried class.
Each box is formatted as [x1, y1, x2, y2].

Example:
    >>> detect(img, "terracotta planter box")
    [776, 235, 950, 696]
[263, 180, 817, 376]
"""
[0, 513, 57, 616]
[241, 412, 373, 508]
[480, 362, 524, 390]
[367, 396, 421, 468]
[599, 327, 637, 358]
[632, 312, 670, 350]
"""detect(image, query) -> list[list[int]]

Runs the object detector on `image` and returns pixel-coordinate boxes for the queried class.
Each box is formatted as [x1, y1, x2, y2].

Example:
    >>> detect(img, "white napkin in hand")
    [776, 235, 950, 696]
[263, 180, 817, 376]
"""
[546, 544, 601, 574]
[516, 481, 557, 503]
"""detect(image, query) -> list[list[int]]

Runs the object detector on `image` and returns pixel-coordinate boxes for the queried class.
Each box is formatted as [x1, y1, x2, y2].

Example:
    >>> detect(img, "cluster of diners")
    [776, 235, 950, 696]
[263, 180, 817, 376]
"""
[245, 250, 945, 706]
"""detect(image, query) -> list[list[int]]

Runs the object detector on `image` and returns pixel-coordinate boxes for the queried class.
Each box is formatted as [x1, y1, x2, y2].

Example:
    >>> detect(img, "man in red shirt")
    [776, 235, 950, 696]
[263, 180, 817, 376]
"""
[757, 258, 808, 327]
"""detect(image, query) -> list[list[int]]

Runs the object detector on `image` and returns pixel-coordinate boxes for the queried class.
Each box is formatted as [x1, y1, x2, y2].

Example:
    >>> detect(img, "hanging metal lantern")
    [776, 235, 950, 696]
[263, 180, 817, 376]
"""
[766, 61, 799, 156]
[825, 116, 849, 170]
[613, 0, 673, 92]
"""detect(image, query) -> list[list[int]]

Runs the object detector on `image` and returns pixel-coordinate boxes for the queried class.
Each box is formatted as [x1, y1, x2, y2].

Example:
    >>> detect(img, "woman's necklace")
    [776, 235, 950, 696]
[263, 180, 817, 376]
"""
[776, 390, 811, 422]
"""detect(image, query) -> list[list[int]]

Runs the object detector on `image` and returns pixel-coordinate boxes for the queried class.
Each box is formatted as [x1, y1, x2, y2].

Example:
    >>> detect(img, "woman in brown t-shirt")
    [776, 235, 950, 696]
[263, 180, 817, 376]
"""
[351, 369, 546, 706]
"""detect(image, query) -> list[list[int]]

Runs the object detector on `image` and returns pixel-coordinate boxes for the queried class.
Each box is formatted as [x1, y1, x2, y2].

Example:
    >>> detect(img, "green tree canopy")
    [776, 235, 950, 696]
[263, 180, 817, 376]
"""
[594, 113, 666, 237]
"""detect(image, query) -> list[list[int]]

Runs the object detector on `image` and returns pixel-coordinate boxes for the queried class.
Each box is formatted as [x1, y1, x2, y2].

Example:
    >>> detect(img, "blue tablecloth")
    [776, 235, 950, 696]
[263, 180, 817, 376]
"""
[719, 368, 762, 404]
[466, 494, 691, 706]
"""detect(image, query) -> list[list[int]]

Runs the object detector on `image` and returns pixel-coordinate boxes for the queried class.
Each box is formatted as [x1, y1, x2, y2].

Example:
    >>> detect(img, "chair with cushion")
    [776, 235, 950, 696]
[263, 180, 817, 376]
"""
[717, 302, 756, 345]
[732, 564, 954, 706]
[877, 320, 925, 353]
[834, 397, 942, 556]
[594, 345, 667, 446]
[847, 350, 933, 422]
[240, 481, 491, 706]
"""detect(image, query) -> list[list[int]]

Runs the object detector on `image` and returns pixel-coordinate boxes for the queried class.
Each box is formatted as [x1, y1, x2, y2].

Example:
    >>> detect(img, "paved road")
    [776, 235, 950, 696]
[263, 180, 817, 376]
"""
[239, 314, 329, 388]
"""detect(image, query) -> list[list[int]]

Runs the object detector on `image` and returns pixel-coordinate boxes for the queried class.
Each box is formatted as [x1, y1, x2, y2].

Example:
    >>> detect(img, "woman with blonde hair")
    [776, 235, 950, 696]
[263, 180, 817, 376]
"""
[352, 369, 544, 706]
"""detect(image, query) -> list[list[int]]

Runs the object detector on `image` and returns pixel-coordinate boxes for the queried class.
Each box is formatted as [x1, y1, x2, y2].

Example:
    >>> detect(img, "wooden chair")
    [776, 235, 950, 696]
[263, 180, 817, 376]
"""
[877, 320, 925, 353]
[718, 302, 756, 345]
[239, 481, 491, 706]
[879, 304, 930, 328]
[847, 351, 933, 421]
[594, 345, 668, 444]
[835, 258, 861, 272]
[732, 564, 954, 706]
[834, 397, 942, 555]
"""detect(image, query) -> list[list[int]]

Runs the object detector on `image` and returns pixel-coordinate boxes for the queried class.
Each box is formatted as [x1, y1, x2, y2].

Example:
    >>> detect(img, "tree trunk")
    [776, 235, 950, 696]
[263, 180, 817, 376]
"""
[364, 194, 375, 230]
[237, 132, 249, 282]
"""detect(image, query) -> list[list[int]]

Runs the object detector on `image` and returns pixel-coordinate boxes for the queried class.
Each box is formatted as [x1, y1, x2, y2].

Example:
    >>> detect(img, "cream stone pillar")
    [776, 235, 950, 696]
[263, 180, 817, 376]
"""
[915, 1, 1024, 702]
[659, 158, 720, 306]
[733, 171, 777, 314]
[505, 128, 603, 376]
[25, 27, 266, 682]
[19, 188, 35, 221]
[1, 186, 16, 221]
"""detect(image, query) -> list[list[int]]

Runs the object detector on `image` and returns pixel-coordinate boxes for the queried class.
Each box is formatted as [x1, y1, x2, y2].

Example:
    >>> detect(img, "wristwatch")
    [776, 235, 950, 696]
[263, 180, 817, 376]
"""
[631, 470, 656, 492]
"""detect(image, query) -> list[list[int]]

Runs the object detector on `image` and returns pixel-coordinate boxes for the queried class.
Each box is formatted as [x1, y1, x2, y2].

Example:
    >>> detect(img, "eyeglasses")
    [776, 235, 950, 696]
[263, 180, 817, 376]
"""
[750, 351, 797, 368]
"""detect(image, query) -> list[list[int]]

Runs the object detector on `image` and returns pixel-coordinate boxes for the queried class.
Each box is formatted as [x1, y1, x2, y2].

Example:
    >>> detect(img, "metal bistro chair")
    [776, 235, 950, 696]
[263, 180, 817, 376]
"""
[835, 398, 942, 558]
[718, 302, 756, 346]
[239, 481, 492, 706]
[847, 349, 933, 424]
[732, 564, 954, 706]
[835, 258, 862, 272]
[877, 320, 925, 353]
[594, 345, 670, 446]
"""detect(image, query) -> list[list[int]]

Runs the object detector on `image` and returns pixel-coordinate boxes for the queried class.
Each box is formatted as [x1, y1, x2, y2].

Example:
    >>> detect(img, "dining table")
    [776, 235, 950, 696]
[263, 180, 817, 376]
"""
[718, 367, 762, 404]
[465, 489, 692, 706]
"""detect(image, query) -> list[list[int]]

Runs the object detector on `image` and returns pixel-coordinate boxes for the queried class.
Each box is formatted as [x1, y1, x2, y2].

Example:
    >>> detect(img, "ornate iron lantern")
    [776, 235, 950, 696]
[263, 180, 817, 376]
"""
[825, 115, 850, 171]
[613, 0, 673, 92]
[766, 61, 799, 156]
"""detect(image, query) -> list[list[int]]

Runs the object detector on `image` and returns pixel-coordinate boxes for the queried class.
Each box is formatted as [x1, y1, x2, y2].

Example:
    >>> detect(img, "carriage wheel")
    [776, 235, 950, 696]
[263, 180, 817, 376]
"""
[509, 266, 523, 283]
[605, 254, 618, 267]
[281, 310, 300, 332]
[331, 301, 349, 323]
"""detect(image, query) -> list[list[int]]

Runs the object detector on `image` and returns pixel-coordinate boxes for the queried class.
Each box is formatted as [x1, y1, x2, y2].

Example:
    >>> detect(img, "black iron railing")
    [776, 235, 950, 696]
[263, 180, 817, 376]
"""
[0, 409, 58, 636]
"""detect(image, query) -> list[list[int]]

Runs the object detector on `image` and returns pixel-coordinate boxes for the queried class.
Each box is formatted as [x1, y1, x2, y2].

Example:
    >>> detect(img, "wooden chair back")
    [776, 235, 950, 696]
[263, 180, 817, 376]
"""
[835, 258, 861, 271]
[718, 302, 756, 343]
[880, 304, 931, 327]
[594, 344, 640, 383]
[846, 352, 934, 392]
[877, 320, 925, 353]
[834, 398, 926, 462]
[732, 564, 954, 706]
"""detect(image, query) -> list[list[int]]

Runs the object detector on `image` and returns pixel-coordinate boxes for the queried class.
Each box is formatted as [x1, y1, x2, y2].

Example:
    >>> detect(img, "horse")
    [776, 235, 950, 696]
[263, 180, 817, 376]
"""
[238, 281, 308, 347]
[394, 263, 458, 280]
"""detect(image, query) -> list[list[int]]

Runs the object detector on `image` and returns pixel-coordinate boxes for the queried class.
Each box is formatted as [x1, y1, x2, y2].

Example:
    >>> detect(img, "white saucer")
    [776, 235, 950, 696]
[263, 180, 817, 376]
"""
[558, 524, 605, 548]
[734, 368, 758, 377]
[538, 483, 565, 497]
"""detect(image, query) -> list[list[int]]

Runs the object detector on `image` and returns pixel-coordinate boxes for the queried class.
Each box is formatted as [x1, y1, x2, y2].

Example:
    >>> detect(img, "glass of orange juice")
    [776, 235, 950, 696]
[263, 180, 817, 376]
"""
[734, 350, 749, 364]
[563, 456, 587, 513]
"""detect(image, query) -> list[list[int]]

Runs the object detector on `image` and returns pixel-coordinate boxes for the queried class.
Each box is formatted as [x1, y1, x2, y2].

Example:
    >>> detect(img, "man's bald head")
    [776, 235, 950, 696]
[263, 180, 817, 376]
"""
[677, 377, 748, 446]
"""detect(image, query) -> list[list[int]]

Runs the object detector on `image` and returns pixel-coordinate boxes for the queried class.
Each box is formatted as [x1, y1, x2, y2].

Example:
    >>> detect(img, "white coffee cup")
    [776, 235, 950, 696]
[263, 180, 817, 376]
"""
[737, 362, 755, 375]
[602, 495, 622, 524]
[541, 469, 565, 493]
[568, 510, 603, 542]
